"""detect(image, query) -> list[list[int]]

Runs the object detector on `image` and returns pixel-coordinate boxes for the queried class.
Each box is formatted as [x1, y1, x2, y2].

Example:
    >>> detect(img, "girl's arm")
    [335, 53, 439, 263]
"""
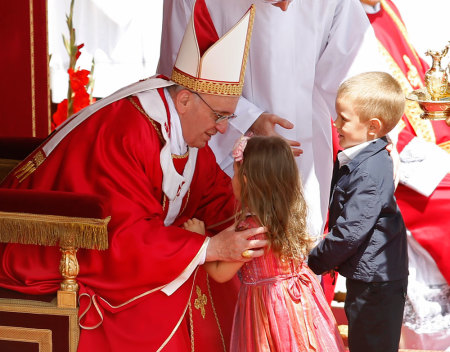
[203, 261, 244, 283]
[183, 218, 245, 283]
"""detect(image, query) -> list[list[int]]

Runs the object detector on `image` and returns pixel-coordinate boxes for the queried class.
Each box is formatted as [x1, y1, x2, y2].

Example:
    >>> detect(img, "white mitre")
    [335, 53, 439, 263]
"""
[171, 0, 255, 96]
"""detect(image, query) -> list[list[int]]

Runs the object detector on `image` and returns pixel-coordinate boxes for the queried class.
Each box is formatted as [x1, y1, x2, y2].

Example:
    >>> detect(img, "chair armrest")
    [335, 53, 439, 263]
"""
[0, 189, 110, 250]
[0, 189, 111, 307]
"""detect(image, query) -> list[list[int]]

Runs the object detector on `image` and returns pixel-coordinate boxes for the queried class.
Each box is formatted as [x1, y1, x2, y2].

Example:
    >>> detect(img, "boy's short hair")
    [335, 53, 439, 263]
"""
[337, 72, 405, 134]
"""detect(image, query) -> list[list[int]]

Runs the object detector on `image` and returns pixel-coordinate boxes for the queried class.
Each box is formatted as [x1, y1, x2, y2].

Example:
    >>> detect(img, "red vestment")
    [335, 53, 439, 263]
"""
[0, 85, 238, 351]
[368, 0, 450, 284]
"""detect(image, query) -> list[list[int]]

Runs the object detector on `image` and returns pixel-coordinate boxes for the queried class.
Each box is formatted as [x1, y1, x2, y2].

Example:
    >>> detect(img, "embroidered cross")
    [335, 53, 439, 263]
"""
[194, 285, 207, 319]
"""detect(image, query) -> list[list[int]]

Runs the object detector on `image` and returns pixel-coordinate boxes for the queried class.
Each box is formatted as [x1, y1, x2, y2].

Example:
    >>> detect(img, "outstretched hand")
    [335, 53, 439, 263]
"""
[206, 223, 268, 262]
[250, 113, 303, 156]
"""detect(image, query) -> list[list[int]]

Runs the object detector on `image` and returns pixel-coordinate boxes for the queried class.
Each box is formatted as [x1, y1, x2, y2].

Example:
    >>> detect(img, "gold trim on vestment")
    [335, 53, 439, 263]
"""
[128, 96, 192, 217]
[157, 268, 200, 352]
[0, 211, 110, 250]
[206, 274, 226, 352]
[377, 41, 436, 144]
[128, 96, 165, 145]
[14, 151, 45, 183]
[172, 151, 189, 159]
[193, 285, 207, 319]
[78, 239, 209, 341]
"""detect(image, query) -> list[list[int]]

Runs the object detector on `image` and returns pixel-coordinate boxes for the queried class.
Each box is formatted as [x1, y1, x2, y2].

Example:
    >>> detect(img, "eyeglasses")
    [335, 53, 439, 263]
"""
[192, 91, 237, 124]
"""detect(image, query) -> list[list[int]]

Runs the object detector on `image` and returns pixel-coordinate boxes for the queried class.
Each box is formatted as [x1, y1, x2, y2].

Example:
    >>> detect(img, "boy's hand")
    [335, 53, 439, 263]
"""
[183, 218, 206, 235]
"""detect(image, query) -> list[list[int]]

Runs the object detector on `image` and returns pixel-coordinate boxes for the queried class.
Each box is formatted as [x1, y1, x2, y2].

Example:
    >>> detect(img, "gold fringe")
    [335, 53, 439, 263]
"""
[0, 211, 110, 250]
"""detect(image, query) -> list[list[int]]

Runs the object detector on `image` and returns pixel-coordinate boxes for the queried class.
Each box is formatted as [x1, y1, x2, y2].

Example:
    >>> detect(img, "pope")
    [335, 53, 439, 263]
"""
[0, 1, 266, 351]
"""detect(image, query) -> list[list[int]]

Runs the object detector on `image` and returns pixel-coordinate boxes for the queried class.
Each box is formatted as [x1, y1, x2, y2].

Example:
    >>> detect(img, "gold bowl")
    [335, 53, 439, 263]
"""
[407, 88, 450, 120]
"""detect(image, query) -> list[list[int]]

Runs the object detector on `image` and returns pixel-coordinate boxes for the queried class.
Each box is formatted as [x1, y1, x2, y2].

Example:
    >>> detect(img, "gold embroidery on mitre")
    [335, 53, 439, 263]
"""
[403, 55, 422, 89]
[171, 69, 244, 96]
[14, 151, 45, 183]
[194, 285, 207, 319]
[171, 5, 255, 97]
[377, 41, 436, 144]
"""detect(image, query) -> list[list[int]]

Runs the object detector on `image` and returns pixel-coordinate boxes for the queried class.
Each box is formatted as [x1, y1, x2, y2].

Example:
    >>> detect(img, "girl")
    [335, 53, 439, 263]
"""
[184, 136, 345, 351]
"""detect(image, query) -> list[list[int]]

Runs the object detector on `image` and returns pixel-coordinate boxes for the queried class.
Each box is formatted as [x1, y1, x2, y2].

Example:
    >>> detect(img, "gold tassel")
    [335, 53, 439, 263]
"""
[0, 211, 110, 250]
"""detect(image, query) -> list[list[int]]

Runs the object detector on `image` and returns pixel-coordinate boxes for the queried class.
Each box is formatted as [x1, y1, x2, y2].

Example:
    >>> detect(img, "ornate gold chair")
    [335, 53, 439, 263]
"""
[0, 187, 110, 352]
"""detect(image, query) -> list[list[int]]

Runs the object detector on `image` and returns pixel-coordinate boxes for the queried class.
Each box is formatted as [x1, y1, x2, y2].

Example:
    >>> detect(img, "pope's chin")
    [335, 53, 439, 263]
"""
[187, 138, 208, 149]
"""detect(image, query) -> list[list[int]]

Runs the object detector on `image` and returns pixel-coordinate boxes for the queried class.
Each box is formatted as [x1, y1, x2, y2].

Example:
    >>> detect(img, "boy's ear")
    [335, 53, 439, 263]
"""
[368, 118, 382, 137]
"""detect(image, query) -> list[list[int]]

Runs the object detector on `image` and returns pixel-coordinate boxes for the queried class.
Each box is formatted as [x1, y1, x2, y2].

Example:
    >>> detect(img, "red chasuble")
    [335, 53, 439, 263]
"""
[0, 90, 238, 351]
[368, 0, 450, 284]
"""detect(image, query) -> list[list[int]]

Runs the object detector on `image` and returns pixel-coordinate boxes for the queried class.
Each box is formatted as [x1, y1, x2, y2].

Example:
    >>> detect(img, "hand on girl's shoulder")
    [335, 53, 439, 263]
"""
[235, 215, 262, 232]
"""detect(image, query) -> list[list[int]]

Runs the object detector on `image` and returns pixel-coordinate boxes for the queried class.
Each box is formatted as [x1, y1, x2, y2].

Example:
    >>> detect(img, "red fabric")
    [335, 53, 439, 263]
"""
[0, 189, 109, 219]
[0, 94, 237, 350]
[367, 0, 428, 88]
[396, 176, 450, 283]
[0, 1, 50, 138]
[369, 0, 450, 284]
[194, 0, 219, 56]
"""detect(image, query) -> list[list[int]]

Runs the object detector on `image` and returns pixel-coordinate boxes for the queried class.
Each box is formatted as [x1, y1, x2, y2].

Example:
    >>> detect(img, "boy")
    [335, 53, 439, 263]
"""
[308, 71, 408, 352]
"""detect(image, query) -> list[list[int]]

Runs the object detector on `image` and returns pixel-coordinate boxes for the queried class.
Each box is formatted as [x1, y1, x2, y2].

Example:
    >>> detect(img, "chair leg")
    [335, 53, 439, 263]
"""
[57, 247, 79, 308]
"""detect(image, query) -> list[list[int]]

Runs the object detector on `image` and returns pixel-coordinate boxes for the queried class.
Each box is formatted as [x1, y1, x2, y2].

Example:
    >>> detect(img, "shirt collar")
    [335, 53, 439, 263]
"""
[338, 139, 379, 168]
[361, 3, 381, 14]
[164, 88, 188, 155]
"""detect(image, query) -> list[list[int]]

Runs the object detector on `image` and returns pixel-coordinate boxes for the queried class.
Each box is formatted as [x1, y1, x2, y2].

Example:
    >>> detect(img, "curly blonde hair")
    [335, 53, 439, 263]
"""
[235, 136, 314, 259]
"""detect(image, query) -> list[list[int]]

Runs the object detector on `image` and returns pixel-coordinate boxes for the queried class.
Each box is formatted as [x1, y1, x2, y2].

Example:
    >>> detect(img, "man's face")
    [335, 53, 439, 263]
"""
[179, 91, 239, 148]
[334, 98, 371, 149]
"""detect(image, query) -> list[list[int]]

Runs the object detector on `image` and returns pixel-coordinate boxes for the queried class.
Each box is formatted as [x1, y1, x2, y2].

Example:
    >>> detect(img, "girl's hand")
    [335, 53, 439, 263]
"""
[183, 218, 206, 235]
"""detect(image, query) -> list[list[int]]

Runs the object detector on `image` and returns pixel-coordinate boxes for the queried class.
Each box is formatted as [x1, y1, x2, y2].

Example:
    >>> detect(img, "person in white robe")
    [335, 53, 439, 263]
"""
[158, 0, 387, 239]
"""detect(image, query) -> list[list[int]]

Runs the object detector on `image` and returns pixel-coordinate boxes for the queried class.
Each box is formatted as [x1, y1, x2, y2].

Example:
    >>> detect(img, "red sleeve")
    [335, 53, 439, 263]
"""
[0, 99, 207, 304]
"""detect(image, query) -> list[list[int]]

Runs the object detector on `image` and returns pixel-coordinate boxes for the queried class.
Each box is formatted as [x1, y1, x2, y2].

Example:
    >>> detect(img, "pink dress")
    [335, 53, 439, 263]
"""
[230, 217, 345, 352]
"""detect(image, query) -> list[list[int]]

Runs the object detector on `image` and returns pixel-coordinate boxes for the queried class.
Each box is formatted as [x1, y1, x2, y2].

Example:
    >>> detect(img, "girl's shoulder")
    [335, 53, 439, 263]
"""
[235, 214, 261, 231]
